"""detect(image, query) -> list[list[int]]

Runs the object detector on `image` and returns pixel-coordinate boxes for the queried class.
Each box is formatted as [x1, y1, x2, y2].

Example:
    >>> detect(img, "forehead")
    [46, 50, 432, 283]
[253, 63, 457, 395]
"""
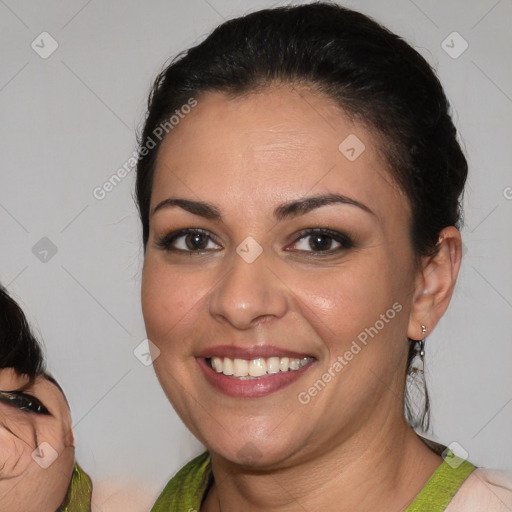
[0, 368, 30, 388]
[152, 86, 408, 223]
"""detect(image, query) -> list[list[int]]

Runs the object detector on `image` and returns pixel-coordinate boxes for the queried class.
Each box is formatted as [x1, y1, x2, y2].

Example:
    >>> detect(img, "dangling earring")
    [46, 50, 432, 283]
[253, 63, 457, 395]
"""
[412, 325, 427, 374]
[418, 324, 427, 362]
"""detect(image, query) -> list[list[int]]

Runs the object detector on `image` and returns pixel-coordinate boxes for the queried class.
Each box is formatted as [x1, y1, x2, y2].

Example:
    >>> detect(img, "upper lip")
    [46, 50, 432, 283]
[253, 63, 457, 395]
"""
[196, 345, 314, 360]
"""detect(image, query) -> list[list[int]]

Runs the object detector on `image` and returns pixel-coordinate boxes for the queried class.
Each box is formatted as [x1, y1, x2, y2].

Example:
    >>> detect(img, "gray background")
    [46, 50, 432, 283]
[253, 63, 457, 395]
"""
[1, 0, 511, 495]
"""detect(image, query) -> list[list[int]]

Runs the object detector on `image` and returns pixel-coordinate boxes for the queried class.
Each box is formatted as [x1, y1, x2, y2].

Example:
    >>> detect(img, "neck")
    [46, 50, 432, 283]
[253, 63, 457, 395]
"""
[203, 409, 442, 512]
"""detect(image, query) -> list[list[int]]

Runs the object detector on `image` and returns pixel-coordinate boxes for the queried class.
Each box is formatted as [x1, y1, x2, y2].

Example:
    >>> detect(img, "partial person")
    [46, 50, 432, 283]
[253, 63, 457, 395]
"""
[0, 285, 157, 510]
[0, 285, 92, 511]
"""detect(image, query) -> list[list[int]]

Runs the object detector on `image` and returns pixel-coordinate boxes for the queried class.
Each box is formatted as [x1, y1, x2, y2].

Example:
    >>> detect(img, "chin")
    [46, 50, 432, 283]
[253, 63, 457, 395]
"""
[207, 433, 300, 470]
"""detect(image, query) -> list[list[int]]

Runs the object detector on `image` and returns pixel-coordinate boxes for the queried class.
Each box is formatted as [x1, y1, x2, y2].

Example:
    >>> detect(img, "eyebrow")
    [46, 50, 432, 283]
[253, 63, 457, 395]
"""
[151, 193, 376, 222]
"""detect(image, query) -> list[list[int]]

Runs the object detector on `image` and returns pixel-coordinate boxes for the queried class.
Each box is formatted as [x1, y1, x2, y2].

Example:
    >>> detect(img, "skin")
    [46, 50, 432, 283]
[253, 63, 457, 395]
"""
[91, 478, 158, 512]
[141, 84, 463, 511]
[0, 369, 75, 512]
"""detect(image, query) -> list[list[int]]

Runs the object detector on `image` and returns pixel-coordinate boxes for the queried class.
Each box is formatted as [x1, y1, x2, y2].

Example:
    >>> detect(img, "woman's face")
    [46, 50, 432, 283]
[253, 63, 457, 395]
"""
[0, 369, 75, 511]
[142, 85, 422, 467]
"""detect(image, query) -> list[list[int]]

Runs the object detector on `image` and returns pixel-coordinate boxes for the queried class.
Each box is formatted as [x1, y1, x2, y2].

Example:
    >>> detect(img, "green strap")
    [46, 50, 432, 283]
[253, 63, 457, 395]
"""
[405, 451, 475, 511]
[151, 451, 211, 512]
[151, 450, 475, 512]
[57, 462, 93, 512]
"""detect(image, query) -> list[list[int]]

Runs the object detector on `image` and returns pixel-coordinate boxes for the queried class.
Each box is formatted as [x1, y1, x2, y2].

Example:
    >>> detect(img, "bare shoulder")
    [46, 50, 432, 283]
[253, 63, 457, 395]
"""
[447, 467, 512, 512]
[91, 478, 160, 512]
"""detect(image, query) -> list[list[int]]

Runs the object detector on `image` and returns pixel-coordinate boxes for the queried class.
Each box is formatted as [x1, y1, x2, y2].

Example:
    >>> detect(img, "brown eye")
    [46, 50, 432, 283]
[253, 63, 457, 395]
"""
[289, 228, 354, 254]
[307, 233, 336, 251]
[156, 228, 221, 253]
[184, 232, 210, 250]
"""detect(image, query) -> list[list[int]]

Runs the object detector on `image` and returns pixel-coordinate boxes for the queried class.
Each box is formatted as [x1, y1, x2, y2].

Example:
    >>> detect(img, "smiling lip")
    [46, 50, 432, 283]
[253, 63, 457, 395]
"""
[196, 345, 316, 398]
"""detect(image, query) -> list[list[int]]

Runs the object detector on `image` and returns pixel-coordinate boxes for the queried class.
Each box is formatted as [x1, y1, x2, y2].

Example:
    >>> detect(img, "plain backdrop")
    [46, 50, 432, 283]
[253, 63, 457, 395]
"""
[1, 0, 511, 496]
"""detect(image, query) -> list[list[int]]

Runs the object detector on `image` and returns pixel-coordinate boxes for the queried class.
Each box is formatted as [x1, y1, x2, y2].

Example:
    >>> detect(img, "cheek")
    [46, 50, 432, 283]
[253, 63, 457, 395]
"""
[292, 257, 410, 393]
[293, 257, 398, 340]
[141, 254, 204, 351]
[0, 415, 33, 477]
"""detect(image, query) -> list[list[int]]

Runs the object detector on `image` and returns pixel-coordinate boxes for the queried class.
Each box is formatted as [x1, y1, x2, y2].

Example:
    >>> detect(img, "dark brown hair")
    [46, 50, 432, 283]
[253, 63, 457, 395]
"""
[0, 285, 45, 377]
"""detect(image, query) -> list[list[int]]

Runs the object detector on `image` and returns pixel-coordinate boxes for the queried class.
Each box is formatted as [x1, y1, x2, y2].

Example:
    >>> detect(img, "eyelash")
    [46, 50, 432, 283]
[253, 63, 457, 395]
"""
[155, 227, 355, 255]
[0, 390, 50, 415]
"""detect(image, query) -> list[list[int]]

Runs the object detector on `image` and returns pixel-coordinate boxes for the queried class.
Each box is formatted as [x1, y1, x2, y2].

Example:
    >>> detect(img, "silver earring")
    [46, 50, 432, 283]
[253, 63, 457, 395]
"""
[419, 325, 427, 358]
[412, 325, 427, 374]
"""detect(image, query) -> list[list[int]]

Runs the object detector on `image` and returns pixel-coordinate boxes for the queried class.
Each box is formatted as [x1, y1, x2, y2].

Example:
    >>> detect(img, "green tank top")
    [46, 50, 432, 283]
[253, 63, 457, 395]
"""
[151, 450, 475, 512]
[57, 463, 93, 511]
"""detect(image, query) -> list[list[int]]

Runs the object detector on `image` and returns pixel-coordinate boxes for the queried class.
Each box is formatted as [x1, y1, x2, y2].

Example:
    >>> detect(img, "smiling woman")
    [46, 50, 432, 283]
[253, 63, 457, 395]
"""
[134, 3, 512, 512]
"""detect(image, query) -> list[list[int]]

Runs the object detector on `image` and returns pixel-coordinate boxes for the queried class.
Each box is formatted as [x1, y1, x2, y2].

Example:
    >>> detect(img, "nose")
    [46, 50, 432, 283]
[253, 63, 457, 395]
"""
[207, 247, 288, 330]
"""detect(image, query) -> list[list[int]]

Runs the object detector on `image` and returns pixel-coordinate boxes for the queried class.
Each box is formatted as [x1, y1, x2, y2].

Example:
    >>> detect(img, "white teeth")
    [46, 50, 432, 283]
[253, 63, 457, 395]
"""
[212, 357, 223, 373]
[233, 359, 249, 377]
[249, 358, 267, 377]
[289, 359, 300, 370]
[267, 357, 280, 374]
[222, 357, 234, 375]
[208, 356, 311, 378]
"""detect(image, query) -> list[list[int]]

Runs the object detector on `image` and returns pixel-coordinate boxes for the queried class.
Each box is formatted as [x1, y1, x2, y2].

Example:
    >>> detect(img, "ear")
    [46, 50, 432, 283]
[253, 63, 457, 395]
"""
[407, 226, 463, 340]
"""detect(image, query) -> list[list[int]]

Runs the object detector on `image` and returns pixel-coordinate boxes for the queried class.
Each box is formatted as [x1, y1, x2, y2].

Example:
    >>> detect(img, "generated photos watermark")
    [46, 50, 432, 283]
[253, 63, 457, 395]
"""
[298, 301, 403, 405]
[93, 97, 198, 200]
